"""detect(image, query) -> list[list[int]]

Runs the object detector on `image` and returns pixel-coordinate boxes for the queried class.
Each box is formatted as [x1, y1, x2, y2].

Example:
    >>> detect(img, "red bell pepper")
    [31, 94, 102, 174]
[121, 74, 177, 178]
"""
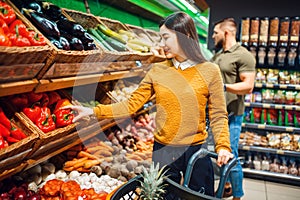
[36, 106, 56, 133]
[8, 19, 28, 36]
[40, 93, 49, 107]
[0, 135, 7, 149]
[9, 94, 29, 110]
[0, 107, 27, 140]
[0, 26, 10, 46]
[0, 107, 11, 128]
[48, 91, 61, 106]
[6, 136, 20, 143]
[54, 109, 74, 128]
[0, 2, 16, 25]
[26, 30, 46, 46]
[54, 98, 72, 113]
[0, 18, 8, 33]
[10, 123, 27, 140]
[7, 32, 31, 47]
[23, 104, 41, 123]
[26, 91, 43, 104]
[0, 123, 10, 138]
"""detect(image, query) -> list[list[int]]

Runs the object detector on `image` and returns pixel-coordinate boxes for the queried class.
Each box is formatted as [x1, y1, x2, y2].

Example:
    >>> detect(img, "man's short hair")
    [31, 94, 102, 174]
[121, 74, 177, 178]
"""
[215, 18, 237, 31]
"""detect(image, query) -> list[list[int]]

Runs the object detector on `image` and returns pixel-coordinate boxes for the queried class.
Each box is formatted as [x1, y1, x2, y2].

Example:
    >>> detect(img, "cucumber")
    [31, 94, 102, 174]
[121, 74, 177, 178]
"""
[96, 28, 128, 52]
[87, 28, 115, 51]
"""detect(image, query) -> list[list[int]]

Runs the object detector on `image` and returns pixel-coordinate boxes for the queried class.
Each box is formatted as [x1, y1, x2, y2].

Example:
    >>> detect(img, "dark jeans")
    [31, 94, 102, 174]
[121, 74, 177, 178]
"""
[152, 141, 214, 199]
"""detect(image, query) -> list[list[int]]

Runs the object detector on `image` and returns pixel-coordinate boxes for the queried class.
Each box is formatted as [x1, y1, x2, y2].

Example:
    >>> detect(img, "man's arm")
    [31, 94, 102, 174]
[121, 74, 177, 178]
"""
[225, 71, 256, 95]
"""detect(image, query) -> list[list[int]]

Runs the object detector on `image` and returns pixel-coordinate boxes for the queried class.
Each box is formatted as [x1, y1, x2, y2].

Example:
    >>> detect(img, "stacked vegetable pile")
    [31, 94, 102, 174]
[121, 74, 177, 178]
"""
[12, 0, 97, 50]
[0, 0, 46, 47]
[7, 91, 74, 133]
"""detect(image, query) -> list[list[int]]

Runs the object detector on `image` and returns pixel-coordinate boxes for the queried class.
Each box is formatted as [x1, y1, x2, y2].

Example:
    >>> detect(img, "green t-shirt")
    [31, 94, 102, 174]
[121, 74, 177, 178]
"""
[211, 43, 256, 115]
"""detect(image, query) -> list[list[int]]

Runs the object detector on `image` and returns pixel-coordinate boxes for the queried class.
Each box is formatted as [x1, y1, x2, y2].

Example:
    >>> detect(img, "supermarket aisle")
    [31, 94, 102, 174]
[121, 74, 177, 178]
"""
[222, 178, 300, 200]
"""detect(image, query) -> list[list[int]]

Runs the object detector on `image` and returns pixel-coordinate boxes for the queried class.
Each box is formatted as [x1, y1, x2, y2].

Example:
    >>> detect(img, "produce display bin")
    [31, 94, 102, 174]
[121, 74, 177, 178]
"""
[0, 0, 55, 82]
[0, 108, 39, 173]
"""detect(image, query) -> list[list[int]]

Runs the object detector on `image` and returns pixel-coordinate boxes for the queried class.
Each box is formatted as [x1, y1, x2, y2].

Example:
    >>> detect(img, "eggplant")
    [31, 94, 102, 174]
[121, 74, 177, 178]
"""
[41, 2, 63, 21]
[57, 18, 86, 37]
[48, 37, 63, 49]
[22, 8, 60, 38]
[79, 32, 94, 44]
[61, 32, 84, 51]
[84, 42, 97, 50]
[59, 36, 71, 50]
[28, 2, 42, 13]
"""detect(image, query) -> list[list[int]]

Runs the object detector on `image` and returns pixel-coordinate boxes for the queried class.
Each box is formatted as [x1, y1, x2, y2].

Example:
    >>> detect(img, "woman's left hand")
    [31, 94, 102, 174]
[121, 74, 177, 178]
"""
[217, 149, 234, 167]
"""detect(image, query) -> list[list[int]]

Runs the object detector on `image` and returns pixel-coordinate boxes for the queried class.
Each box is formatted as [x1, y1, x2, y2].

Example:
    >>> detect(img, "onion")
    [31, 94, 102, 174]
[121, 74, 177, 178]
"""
[13, 189, 27, 200]
[27, 194, 41, 200]
[0, 192, 11, 200]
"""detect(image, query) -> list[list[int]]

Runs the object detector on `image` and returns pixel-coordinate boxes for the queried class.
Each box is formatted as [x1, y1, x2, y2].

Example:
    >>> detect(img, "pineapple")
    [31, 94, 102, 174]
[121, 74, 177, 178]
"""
[138, 162, 169, 200]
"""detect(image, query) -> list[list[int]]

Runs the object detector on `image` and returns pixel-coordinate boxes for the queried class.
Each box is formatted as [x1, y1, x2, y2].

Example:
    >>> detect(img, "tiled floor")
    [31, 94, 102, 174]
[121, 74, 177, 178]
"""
[222, 178, 300, 200]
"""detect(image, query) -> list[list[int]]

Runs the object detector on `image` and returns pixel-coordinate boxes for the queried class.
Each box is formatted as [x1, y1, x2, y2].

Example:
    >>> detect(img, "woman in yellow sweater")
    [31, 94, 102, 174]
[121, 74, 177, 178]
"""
[66, 12, 232, 197]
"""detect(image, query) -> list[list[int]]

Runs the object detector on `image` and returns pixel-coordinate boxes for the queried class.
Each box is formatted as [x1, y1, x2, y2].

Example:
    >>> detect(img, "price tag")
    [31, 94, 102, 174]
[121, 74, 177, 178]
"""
[244, 102, 250, 107]
[296, 85, 300, 90]
[279, 84, 288, 89]
[286, 127, 294, 132]
[255, 83, 263, 88]
[258, 124, 266, 129]
[296, 106, 300, 111]
[266, 83, 273, 88]
[285, 105, 293, 110]
[243, 146, 250, 150]
[277, 149, 284, 155]
[263, 104, 271, 108]
[275, 105, 282, 109]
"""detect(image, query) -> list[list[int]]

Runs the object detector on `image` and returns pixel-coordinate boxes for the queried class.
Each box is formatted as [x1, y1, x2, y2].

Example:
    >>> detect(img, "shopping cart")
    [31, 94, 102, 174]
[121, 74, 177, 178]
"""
[109, 148, 237, 200]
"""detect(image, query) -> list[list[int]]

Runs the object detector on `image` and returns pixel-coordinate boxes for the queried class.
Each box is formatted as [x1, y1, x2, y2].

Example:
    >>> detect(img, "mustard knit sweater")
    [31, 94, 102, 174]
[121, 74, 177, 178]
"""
[93, 60, 231, 153]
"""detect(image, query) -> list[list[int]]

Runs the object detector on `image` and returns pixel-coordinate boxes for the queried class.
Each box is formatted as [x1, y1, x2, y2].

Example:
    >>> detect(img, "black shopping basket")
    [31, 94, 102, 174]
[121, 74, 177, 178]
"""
[109, 148, 237, 200]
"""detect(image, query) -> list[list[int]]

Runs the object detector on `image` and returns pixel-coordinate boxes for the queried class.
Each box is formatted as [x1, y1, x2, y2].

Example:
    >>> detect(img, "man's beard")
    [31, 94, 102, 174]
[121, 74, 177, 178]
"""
[214, 39, 223, 51]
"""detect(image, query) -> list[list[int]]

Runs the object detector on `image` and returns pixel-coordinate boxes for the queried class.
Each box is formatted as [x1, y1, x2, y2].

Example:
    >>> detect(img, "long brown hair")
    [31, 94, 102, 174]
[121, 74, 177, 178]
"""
[159, 11, 206, 63]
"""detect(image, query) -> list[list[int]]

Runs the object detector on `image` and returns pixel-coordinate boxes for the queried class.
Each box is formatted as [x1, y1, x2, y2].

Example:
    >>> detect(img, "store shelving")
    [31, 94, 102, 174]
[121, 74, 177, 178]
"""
[238, 145, 300, 158]
[242, 123, 300, 133]
[254, 82, 300, 90]
[243, 168, 300, 186]
[244, 102, 300, 111]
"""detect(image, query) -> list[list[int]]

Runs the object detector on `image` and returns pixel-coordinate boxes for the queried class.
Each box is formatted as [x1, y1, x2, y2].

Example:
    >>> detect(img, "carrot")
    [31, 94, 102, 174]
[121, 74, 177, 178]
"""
[94, 149, 113, 157]
[63, 166, 75, 171]
[86, 146, 104, 153]
[77, 151, 101, 160]
[83, 159, 102, 169]
[64, 157, 88, 168]
[73, 157, 89, 169]
[98, 141, 114, 152]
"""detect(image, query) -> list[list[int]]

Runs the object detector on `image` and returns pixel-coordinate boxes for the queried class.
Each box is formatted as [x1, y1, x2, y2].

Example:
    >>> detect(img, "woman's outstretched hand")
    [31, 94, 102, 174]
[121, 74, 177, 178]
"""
[63, 105, 94, 122]
[217, 149, 234, 167]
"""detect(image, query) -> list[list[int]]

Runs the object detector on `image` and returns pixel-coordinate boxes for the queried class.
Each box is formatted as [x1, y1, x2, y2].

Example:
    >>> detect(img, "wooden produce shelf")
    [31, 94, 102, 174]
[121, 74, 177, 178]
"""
[35, 69, 146, 93]
[0, 79, 39, 97]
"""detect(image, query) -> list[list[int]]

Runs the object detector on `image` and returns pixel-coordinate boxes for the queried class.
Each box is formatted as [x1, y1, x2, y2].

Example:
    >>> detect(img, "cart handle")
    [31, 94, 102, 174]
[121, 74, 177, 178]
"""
[183, 148, 237, 198]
